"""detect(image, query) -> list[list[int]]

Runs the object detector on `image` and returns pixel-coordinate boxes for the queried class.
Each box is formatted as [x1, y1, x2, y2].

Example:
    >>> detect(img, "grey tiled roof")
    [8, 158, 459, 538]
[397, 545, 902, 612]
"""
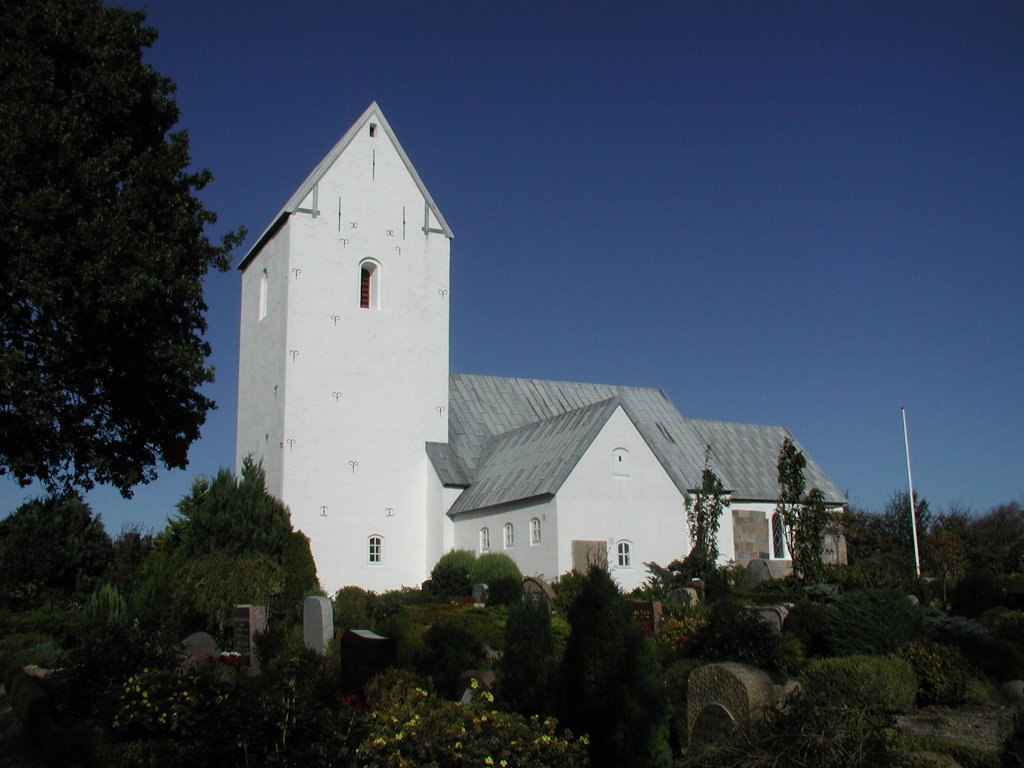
[688, 419, 846, 503]
[433, 373, 847, 514]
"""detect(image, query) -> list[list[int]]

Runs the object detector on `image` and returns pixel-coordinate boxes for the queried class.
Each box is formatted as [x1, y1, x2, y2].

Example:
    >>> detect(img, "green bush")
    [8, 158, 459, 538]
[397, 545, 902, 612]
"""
[273, 530, 320, 623]
[333, 585, 373, 632]
[373, 614, 423, 668]
[950, 571, 1003, 618]
[690, 600, 782, 672]
[498, 596, 557, 717]
[470, 551, 522, 585]
[985, 609, 1024, 643]
[824, 588, 923, 656]
[8, 670, 53, 738]
[552, 569, 587, 616]
[897, 639, 988, 706]
[783, 602, 833, 657]
[429, 549, 476, 599]
[414, 621, 488, 698]
[801, 655, 916, 712]
[445, 606, 506, 651]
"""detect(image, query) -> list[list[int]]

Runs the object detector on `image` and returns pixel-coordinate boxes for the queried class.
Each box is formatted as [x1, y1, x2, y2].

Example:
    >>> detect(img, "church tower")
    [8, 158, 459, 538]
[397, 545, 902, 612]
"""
[236, 103, 453, 591]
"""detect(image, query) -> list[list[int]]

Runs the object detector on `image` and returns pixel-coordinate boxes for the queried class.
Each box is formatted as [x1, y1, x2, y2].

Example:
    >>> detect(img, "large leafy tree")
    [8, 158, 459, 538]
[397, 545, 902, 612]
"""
[0, 493, 113, 606]
[0, 0, 243, 495]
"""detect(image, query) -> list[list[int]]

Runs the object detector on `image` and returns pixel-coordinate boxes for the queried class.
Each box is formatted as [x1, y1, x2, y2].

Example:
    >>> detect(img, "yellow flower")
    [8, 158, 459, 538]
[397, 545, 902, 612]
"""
[484, 758, 493, 766]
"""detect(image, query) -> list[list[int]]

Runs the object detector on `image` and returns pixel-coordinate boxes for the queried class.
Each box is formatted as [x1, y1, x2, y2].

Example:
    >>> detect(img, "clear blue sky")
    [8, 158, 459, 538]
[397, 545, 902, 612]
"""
[2, 1, 1022, 533]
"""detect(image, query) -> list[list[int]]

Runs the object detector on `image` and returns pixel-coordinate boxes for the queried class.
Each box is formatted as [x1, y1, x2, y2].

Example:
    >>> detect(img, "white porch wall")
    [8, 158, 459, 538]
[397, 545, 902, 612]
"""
[451, 497, 559, 580]
[554, 406, 689, 592]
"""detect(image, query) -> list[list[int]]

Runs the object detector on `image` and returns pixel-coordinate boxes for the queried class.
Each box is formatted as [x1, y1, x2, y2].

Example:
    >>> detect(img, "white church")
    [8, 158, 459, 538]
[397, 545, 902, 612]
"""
[235, 103, 846, 594]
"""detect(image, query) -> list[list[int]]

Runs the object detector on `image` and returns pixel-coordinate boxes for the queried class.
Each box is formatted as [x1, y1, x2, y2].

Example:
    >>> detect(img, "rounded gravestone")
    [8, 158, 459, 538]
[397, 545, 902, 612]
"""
[686, 662, 776, 746]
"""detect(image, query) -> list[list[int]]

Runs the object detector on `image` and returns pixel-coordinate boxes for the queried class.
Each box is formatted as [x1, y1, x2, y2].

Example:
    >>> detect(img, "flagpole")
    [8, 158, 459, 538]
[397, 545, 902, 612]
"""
[902, 407, 921, 576]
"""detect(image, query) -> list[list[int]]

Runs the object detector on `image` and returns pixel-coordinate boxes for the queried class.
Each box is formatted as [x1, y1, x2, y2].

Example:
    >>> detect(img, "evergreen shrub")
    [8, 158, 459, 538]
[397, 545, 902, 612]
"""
[470, 552, 523, 604]
[950, 571, 1003, 619]
[897, 640, 988, 706]
[824, 588, 923, 656]
[801, 655, 916, 712]
[429, 549, 476, 599]
[784, 602, 833, 657]
[414, 621, 487, 698]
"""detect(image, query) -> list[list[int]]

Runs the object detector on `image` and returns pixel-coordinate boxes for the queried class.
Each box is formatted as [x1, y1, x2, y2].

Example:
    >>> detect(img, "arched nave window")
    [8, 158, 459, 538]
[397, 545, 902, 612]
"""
[504, 523, 514, 549]
[530, 517, 541, 545]
[771, 513, 787, 559]
[480, 527, 490, 552]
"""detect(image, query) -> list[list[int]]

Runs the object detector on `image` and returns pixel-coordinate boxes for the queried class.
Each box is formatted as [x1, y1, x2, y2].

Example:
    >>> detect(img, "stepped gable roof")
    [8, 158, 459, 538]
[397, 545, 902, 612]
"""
[688, 419, 846, 504]
[433, 374, 847, 512]
[239, 101, 452, 269]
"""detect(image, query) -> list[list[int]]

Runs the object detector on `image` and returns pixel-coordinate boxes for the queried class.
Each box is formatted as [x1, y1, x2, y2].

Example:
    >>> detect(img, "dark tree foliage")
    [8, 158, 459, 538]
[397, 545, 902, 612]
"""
[0, 0, 244, 496]
[776, 438, 832, 582]
[560, 566, 670, 768]
[969, 500, 1024, 574]
[498, 596, 557, 717]
[0, 493, 112, 606]
[684, 447, 725, 580]
[171, 457, 293, 560]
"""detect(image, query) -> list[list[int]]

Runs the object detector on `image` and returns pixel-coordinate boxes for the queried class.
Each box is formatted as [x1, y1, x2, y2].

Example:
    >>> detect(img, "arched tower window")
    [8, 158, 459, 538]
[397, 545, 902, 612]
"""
[771, 513, 786, 559]
[258, 269, 268, 320]
[368, 535, 383, 564]
[359, 260, 381, 309]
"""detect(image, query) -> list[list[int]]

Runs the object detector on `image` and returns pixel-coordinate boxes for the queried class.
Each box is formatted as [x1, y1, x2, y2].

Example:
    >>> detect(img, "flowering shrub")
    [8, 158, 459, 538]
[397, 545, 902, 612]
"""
[358, 669, 589, 767]
[654, 612, 707, 665]
[111, 664, 233, 738]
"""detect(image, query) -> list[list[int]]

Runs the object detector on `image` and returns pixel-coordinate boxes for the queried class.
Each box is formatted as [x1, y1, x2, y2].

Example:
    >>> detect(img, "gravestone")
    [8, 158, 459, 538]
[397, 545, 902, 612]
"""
[522, 576, 556, 604]
[340, 629, 396, 693]
[736, 559, 792, 592]
[472, 583, 489, 606]
[303, 596, 334, 654]
[687, 662, 776, 746]
[233, 604, 268, 673]
[666, 587, 700, 609]
[180, 631, 219, 667]
[628, 600, 662, 637]
[746, 605, 789, 634]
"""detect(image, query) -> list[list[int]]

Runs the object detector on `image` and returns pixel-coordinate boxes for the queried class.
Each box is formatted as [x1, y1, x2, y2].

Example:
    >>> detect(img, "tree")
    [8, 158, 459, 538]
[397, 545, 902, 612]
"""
[776, 437, 831, 582]
[684, 446, 726, 580]
[171, 457, 293, 560]
[560, 566, 670, 768]
[969, 501, 1024, 575]
[0, 493, 112, 606]
[498, 595, 557, 717]
[0, 0, 244, 496]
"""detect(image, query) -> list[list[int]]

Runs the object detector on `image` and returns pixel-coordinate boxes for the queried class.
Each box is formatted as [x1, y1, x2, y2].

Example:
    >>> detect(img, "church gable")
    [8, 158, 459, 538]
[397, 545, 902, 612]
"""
[239, 102, 452, 269]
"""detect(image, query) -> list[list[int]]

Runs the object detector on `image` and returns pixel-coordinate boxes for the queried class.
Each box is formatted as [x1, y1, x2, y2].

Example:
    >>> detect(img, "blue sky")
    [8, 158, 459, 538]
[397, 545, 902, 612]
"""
[2, 1, 1022, 533]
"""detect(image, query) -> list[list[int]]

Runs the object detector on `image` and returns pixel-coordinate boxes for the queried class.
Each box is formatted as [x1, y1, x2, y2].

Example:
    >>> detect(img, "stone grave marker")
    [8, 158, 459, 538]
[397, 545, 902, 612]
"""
[233, 604, 268, 673]
[522, 576, 556, 604]
[666, 587, 700, 609]
[456, 669, 497, 704]
[687, 662, 776, 746]
[472, 583, 489, 606]
[736, 559, 792, 592]
[303, 596, 334, 654]
[746, 604, 789, 634]
[180, 630, 218, 667]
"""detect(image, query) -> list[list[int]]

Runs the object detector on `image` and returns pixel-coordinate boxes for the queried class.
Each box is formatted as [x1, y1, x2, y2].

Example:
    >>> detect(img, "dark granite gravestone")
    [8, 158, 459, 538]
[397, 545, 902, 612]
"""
[303, 596, 334, 654]
[233, 604, 268, 673]
[472, 583, 489, 606]
[340, 629, 396, 693]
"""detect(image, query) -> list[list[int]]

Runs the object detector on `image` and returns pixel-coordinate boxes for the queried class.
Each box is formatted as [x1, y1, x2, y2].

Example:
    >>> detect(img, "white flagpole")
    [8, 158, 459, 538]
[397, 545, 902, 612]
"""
[902, 407, 921, 576]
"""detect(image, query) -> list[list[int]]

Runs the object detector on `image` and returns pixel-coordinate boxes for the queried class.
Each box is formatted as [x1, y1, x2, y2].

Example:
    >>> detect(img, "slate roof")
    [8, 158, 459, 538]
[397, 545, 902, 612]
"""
[434, 373, 846, 515]
[238, 102, 453, 269]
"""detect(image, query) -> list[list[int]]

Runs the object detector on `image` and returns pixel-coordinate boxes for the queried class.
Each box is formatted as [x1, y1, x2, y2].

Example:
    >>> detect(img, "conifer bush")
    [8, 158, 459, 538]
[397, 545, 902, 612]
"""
[897, 640, 988, 706]
[800, 655, 916, 712]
